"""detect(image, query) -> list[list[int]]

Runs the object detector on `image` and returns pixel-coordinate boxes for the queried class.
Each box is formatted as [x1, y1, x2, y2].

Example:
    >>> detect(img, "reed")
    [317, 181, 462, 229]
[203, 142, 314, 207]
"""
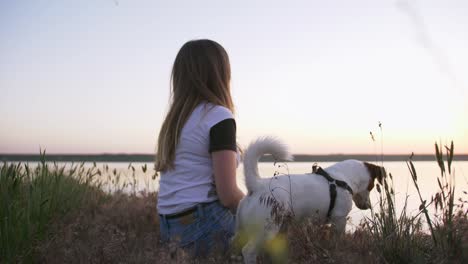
[408, 141, 468, 262]
[0, 151, 103, 262]
[364, 169, 426, 263]
[362, 141, 468, 263]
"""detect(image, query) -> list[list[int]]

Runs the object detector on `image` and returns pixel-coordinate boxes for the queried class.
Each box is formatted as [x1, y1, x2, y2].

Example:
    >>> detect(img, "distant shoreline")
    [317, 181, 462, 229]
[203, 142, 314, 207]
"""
[2, 153, 468, 162]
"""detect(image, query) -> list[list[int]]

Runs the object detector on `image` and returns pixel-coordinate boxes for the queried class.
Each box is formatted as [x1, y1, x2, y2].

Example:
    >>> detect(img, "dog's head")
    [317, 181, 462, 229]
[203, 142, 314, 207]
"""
[352, 162, 386, 210]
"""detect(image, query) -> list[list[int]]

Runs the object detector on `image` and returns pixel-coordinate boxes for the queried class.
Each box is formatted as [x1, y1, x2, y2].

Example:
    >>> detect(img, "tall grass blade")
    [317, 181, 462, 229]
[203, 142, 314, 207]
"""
[407, 157, 438, 246]
[435, 142, 445, 175]
[446, 141, 454, 175]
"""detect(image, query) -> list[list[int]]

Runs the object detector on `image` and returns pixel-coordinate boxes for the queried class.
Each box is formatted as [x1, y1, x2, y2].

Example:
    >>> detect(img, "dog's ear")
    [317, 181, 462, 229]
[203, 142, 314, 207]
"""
[364, 162, 385, 184]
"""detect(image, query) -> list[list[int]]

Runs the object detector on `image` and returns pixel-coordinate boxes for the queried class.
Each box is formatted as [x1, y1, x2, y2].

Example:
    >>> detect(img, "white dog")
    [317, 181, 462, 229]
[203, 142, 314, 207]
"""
[234, 137, 385, 263]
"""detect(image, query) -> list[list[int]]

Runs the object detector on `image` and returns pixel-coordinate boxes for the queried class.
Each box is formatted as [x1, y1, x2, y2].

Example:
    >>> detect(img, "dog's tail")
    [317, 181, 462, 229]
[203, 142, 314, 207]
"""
[243, 137, 293, 192]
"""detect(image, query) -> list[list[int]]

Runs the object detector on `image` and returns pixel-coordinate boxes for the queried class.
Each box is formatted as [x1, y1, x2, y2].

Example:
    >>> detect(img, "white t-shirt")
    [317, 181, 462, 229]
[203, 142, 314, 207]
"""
[157, 102, 238, 214]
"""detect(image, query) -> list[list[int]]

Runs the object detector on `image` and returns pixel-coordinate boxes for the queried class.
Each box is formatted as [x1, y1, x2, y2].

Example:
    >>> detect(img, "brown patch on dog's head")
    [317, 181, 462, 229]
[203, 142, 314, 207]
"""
[364, 162, 385, 191]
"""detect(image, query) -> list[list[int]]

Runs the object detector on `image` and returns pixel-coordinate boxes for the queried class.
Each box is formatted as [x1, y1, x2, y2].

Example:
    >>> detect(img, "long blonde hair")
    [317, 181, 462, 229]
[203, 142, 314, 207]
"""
[155, 39, 234, 172]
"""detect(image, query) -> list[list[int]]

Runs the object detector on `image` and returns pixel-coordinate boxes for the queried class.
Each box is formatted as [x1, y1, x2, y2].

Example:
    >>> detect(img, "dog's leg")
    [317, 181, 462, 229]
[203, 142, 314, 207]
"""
[242, 238, 262, 264]
[331, 216, 347, 236]
[263, 224, 288, 264]
[242, 222, 282, 264]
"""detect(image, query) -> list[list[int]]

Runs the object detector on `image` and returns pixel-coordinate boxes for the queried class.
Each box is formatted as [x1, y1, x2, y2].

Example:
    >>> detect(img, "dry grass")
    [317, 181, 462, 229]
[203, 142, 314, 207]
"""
[286, 221, 380, 264]
[37, 192, 165, 263]
[35, 188, 467, 263]
[3, 145, 467, 263]
[36, 191, 239, 264]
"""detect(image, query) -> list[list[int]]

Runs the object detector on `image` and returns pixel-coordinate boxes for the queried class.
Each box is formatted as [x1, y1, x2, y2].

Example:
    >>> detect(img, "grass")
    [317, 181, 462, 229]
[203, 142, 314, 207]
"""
[1, 145, 467, 263]
[0, 151, 107, 263]
[360, 141, 467, 263]
[364, 170, 426, 263]
[408, 142, 468, 262]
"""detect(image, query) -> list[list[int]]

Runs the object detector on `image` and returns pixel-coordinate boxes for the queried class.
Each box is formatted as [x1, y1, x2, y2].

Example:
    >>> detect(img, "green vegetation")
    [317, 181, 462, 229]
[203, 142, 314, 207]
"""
[0, 151, 104, 262]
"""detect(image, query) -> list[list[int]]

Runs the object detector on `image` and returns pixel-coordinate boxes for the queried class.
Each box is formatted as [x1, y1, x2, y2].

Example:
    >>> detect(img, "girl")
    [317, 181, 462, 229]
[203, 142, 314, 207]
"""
[156, 39, 245, 256]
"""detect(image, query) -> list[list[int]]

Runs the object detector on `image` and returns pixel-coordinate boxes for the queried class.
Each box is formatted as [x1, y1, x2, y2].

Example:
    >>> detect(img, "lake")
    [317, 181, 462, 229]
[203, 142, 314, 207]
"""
[82, 160, 468, 229]
[15, 160, 466, 229]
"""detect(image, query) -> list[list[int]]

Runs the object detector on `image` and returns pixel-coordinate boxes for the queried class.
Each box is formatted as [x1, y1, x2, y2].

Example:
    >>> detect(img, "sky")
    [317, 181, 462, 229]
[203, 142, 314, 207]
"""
[1, 0, 467, 155]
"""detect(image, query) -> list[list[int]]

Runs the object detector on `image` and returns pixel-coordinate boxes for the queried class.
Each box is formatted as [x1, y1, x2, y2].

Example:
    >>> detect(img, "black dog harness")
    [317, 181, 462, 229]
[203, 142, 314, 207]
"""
[312, 165, 354, 219]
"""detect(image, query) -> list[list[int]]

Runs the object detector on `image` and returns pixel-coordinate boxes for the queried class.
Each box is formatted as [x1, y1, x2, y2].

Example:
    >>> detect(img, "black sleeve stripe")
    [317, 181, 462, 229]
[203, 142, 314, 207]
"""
[209, 118, 237, 153]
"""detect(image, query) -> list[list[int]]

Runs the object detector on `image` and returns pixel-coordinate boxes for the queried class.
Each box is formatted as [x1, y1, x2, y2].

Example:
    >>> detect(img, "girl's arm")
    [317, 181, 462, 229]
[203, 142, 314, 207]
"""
[212, 150, 245, 212]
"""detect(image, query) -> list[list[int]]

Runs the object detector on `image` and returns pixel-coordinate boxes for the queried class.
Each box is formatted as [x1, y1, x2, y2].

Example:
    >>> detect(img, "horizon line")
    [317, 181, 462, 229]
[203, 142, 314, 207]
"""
[2, 152, 467, 156]
[2, 153, 468, 162]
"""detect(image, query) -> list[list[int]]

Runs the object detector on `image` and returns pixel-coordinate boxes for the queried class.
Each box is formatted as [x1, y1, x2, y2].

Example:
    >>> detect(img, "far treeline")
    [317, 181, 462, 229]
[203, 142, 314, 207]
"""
[1, 153, 468, 163]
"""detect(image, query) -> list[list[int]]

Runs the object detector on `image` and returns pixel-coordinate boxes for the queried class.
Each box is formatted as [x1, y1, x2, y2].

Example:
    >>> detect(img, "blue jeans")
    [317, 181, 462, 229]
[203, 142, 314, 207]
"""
[159, 200, 235, 256]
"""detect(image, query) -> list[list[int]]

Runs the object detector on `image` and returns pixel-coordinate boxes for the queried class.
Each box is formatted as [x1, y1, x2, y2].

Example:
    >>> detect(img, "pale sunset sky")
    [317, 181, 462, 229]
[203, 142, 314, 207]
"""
[1, 0, 467, 155]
